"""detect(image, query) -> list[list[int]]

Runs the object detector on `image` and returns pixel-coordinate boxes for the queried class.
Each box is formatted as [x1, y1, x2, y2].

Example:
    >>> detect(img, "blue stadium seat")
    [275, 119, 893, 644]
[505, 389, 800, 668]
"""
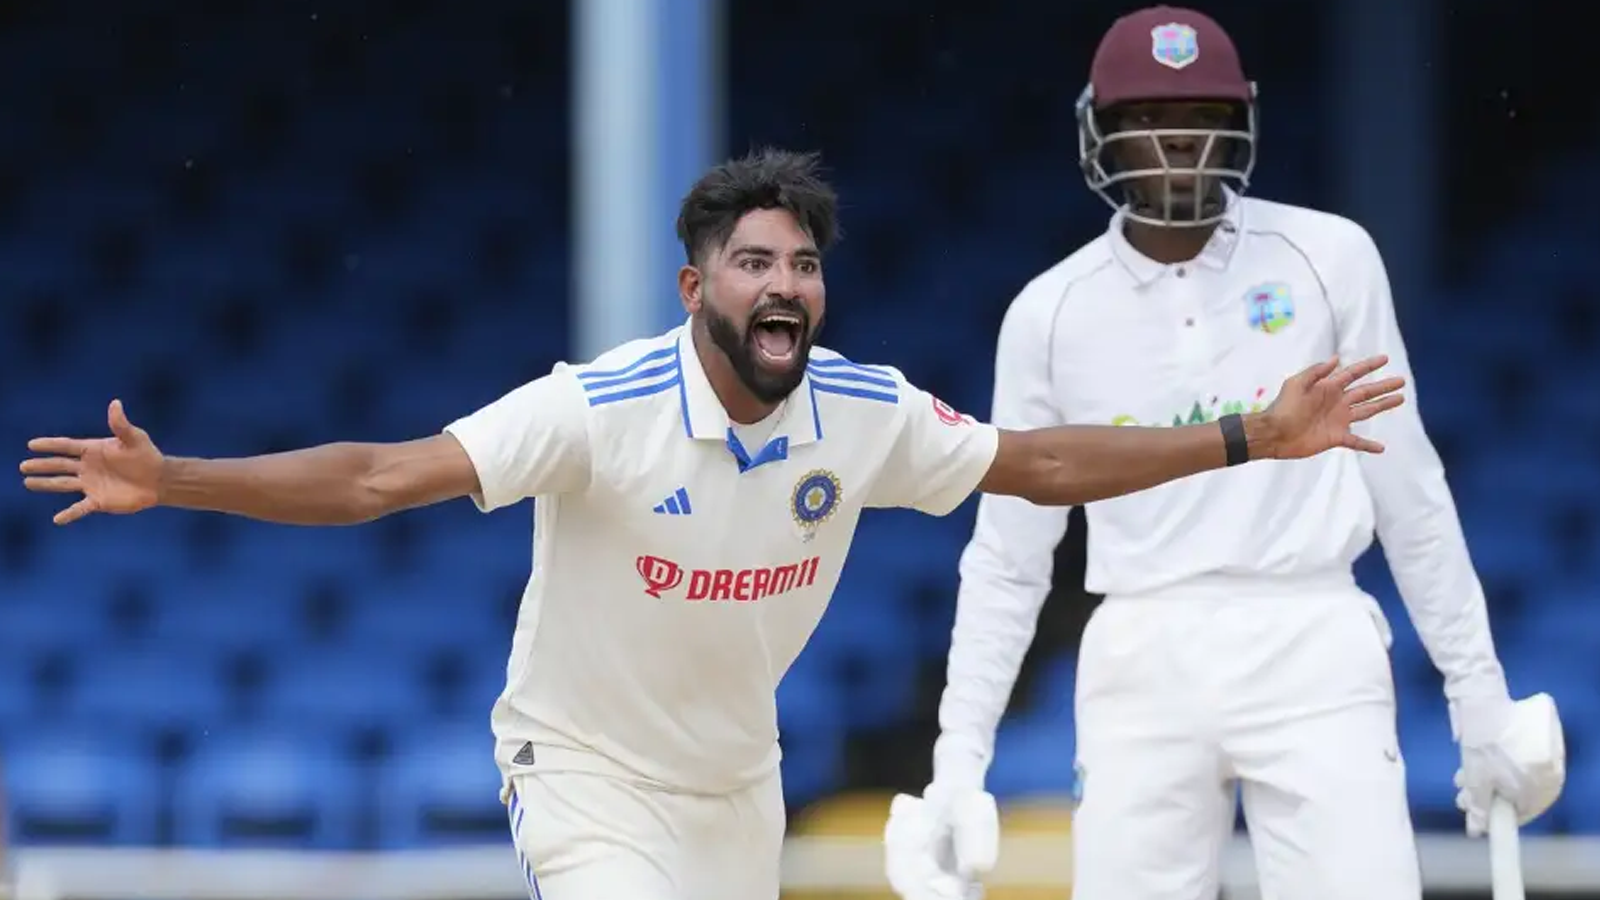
[343, 576, 509, 654]
[0, 568, 123, 650]
[173, 727, 363, 849]
[147, 574, 308, 653]
[61, 647, 236, 732]
[373, 724, 503, 849]
[256, 650, 431, 730]
[2, 726, 164, 845]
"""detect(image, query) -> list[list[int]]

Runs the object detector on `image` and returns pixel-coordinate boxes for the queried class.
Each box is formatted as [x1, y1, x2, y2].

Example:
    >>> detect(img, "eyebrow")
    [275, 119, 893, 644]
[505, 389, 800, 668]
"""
[729, 245, 821, 260]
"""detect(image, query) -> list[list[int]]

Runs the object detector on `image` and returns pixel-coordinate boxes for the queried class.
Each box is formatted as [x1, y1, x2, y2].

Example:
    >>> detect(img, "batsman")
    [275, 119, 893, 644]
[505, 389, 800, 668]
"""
[885, 6, 1568, 900]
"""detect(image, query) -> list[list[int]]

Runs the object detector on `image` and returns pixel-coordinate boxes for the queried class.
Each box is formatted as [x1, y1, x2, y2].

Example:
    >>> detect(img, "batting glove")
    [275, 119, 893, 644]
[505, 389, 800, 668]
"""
[1453, 692, 1566, 837]
[884, 781, 999, 900]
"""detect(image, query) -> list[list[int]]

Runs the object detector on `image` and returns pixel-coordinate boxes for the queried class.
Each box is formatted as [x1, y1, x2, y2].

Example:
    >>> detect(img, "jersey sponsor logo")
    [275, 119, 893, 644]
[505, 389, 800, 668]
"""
[1151, 22, 1199, 70]
[635, 554, 822, 602]
[1244, 282, 1296, 334]
[637, 555, 686, 597]
[1111, 388, 1268, 428]
[792, 470, 842, 529]
[931, 395, 970, 426]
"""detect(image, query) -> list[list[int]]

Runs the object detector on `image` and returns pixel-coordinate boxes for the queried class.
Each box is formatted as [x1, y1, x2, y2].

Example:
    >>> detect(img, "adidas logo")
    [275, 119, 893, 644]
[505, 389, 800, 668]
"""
[512, 742, 536, 766]
[652, 487, 693, 516]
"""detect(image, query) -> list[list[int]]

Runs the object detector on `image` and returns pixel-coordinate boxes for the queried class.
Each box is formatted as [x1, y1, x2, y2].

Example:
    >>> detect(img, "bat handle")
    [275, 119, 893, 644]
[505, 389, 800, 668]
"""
[1489, 795, 1525, 900]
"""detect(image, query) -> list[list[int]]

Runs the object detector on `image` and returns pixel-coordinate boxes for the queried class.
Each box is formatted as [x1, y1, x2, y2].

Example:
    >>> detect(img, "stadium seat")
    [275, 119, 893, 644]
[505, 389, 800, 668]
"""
[1, 726, 164, 845]
[172, 726, 364, 849]
[255, 649, 432, 732]
[60, 645, 236, 732]
[145, 573, 309, 653]
[373, 724, 506, 849]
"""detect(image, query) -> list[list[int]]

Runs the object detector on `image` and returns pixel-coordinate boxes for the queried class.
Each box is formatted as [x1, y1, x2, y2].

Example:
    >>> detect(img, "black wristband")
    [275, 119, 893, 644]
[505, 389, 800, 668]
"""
[1219, 413, 1249, 466]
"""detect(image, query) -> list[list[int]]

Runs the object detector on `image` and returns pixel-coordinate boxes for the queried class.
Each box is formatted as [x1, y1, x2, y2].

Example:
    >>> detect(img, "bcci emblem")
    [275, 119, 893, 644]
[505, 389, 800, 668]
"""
[1150, 23, 1199, 70]
[791, 470, 842, 541]
[1244, 282, 1295, 335]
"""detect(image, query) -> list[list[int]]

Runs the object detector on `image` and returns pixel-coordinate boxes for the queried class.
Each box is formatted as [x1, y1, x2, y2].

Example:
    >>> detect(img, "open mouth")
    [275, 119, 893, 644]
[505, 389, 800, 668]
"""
[751, 311, 804, 365]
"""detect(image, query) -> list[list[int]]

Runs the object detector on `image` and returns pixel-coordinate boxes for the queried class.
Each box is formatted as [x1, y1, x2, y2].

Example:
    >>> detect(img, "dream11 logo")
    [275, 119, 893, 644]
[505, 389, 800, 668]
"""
[635, 554, 821, 602]
[636, 555, 685, 598]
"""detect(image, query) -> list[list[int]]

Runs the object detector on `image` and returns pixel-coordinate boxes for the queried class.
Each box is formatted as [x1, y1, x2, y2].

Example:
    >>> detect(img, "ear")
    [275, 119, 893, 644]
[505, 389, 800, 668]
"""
[678, 265, 702, 313]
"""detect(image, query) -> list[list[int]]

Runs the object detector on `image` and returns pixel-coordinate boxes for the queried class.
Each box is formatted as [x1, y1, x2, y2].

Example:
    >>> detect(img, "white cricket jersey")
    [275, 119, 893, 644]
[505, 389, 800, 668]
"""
[935, 195, 1506, 783]
[444, 322, 999, 795]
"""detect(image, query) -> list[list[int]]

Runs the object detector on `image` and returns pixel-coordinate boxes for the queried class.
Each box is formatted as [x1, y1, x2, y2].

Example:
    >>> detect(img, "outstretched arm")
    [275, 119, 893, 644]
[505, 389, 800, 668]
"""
[977, 355, 1406, 507]
[22, 371, 591, 527]
[157, 433, 477, 526]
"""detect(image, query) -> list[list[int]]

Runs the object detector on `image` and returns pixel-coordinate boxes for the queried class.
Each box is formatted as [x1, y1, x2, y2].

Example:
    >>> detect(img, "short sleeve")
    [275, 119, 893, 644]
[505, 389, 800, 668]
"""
[867, 381, 1001, 516]
[443, 368, 592, 512]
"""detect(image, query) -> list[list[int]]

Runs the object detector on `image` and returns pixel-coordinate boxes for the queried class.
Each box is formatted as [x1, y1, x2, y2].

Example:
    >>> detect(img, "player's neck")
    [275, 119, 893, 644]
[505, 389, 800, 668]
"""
[1122, 220, 1218, 265]
[691, 321, 783, 425]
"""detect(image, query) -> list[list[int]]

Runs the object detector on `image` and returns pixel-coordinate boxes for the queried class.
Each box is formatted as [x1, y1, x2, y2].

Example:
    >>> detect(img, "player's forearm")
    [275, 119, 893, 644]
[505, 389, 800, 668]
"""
[158, 443, 389, 525]
[990, 415, 1272, 506]
[1362, 432, 1506, 699]
[935, 519, 1062, 786]
[936, 583, 1046, 786]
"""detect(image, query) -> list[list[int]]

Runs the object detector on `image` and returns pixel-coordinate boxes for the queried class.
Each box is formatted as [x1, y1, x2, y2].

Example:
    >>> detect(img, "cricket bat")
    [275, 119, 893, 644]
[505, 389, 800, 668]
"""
[1489, 795, 1524, 900]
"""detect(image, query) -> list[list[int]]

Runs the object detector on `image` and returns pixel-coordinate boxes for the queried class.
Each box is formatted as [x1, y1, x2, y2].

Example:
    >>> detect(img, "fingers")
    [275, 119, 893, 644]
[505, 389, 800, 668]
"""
[1331, 354, 1391, 389]
[26, 437, 90, 457]
[1295, 356, 1340, 386]
[20, 456, 81, 476]
[54, 497, 99, 526]
[1348, 394, 1406, 423]
[1342, 433, 1387, 454]
[1345, 375, 1407, 405]
[23, 475, 82, 493]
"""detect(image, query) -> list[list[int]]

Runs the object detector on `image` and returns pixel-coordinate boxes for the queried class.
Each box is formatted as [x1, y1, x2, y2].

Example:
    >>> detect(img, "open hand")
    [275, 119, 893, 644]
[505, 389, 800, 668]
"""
[1260, 356, 1406, 460]
[20, 399, 163, 525]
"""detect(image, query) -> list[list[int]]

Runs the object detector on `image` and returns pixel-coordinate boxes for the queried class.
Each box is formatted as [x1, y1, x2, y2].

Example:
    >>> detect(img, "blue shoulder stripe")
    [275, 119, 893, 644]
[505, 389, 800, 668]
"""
[588, 375, 681, 406]
[810, 381, 898, 404]
[808, 356, 900, 401]
[580, 344, 681, 406]
[808, 358, 900, 405]
[577, 345, 676, 383]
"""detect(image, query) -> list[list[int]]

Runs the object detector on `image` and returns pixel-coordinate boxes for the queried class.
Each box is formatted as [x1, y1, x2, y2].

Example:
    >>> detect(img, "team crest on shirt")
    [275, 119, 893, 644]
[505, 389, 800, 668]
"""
[1151, 23, 1199, 70]
[791, 469, 842, 541]
[1243, 282, 1296, 334]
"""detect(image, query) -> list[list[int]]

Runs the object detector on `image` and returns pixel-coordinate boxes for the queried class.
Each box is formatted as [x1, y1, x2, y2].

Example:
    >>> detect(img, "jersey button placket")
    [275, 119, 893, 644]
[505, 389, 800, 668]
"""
[1172, 268, 1211, 376]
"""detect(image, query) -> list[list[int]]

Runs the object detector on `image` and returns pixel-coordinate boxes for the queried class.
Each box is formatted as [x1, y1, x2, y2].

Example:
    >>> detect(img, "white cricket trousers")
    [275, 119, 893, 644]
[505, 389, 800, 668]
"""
[505, 761, 785, 900]
[1070, 573, 1422, 900]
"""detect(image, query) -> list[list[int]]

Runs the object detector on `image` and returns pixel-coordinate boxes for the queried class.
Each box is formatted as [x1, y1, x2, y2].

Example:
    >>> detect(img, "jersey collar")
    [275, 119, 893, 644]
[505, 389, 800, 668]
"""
[674, 322, 823, 451]
[1108, 190, 1246, 286]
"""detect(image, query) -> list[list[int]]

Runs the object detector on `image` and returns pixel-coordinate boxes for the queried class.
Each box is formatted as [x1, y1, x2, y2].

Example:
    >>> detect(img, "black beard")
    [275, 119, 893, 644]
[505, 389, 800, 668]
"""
[703, 299, 819, 405]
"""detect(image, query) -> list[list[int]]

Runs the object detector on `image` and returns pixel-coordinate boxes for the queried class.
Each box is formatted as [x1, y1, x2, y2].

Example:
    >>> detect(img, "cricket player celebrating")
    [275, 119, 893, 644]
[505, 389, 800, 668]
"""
[885, 8, 1567, 900]
[22, 149, 1405, 900]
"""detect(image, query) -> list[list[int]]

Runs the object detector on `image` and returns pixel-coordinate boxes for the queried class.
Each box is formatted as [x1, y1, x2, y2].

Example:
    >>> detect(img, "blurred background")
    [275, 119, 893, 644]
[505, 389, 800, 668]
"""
[0, 0, 1595, 898]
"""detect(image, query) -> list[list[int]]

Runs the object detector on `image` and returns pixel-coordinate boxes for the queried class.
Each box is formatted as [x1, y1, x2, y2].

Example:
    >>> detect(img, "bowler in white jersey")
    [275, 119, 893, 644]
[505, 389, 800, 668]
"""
[23, 148, 1407, 900]
[886, 8, 1567, 900]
